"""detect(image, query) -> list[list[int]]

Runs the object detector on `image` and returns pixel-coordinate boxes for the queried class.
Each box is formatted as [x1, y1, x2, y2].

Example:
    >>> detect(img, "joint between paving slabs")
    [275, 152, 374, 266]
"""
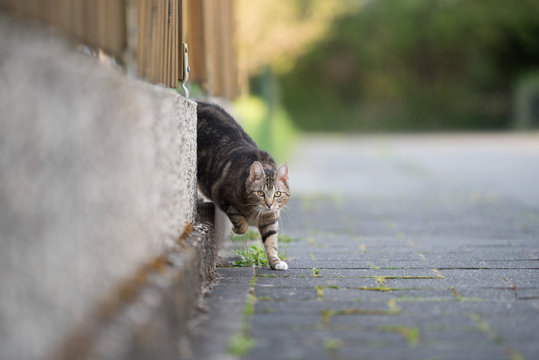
[319, 288, 405, 325]
[357, 268, 444, 292]
[471, 314, 525, 360]
[227, 268, 257, 357]
[501, 277, 536, 301]
[450, 287, 483, 302]
[320, 305, 402, 325]
[502, 277, 518, 290]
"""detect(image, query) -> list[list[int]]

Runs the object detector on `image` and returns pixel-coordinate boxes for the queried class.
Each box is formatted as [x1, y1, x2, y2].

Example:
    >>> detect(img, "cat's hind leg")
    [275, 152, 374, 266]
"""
[226, 206, 249, 234]
[259, 214, 287, 270]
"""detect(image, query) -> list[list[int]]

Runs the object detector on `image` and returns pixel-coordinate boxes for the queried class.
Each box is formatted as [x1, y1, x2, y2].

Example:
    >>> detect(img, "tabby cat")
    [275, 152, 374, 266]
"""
[197, 102, 290, 270]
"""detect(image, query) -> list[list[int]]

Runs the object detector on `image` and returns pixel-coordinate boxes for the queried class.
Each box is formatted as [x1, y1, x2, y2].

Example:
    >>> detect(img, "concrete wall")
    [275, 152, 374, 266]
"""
[0, 14, 197, 360]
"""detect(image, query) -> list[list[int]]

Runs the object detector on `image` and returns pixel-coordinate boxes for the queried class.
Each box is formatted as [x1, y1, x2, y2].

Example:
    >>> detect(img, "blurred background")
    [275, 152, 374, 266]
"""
[1, 1, 539, 359]
[232, 0, 539, 160]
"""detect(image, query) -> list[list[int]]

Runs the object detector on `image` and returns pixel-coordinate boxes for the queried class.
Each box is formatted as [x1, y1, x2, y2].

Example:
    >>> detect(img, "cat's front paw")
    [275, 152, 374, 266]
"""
[272, 261, 288, 271]
[232, 224, 248, 234]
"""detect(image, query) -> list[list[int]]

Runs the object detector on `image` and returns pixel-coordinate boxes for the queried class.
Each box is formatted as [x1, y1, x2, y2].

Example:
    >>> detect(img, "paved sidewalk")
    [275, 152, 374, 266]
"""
[191, 133, 539, 360]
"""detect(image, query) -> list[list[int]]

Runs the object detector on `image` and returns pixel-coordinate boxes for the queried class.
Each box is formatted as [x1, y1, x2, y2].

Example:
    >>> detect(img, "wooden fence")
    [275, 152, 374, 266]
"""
[0, 0, 238, 98]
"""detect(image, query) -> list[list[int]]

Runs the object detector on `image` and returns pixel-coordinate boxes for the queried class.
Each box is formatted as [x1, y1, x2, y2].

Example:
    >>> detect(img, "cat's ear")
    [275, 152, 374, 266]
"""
[276, 163, 288, 185]
[249, 161, 265, 182]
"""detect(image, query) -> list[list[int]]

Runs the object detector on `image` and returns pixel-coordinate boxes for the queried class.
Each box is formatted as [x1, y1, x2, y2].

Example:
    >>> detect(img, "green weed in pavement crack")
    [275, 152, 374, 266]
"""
[378, 325, 420, 347]
[323, 338, 344, 352]
[228, 272, 257, 356]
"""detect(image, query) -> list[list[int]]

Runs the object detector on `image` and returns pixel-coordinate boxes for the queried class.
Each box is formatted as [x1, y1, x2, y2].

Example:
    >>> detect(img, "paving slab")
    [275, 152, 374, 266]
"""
[189, 134, 539, 360]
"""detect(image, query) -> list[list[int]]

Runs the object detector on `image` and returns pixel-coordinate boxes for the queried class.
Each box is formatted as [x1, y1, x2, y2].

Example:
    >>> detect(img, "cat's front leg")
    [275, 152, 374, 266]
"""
[259, 215, 288, 271]
[226, 206, 249, 234]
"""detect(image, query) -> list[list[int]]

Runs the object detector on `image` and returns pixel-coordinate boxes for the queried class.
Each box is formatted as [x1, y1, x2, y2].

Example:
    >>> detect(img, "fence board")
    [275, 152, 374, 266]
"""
[137, 0, 182, 88]
[186, 0, 205, 87]
[186, 0, 238, 98]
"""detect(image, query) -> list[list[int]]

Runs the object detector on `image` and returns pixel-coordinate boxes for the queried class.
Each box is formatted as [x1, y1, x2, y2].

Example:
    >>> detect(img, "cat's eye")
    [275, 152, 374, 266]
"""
[274, 191, 282, 197]
[257, 191, 265, 197]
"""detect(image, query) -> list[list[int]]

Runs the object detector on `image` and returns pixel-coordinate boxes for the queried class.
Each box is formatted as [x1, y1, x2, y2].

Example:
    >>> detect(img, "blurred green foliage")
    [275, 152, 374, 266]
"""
[277, 0, 539, 131]
[234, 94, 297, 164]
[514, 71, 539, 129]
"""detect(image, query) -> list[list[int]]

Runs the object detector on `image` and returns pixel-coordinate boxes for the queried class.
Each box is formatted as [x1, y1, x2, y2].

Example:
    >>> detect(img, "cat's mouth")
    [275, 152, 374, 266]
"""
[260, 206, 278, 214]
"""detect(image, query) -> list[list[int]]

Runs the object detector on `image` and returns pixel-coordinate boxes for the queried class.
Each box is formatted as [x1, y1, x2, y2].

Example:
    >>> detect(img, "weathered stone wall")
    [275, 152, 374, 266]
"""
[0, 14, 197, 360]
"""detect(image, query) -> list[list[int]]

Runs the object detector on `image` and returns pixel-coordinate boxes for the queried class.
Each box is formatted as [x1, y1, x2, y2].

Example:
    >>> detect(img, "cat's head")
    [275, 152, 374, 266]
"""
[246, 161, 289, 212]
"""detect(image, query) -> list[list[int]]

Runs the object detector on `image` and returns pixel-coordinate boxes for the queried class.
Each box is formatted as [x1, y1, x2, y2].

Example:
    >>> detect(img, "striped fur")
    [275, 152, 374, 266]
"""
[197, 102, 290, 270]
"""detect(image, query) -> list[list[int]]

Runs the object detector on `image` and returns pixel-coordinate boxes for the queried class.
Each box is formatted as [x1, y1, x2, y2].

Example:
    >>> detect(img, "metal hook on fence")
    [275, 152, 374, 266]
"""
[181, 43, 190, 98]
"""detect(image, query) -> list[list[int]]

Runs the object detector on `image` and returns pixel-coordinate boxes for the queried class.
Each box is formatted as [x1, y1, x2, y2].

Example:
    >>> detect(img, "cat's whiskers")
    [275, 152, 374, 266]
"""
[236, 203, 261, 218]
[255, 207, 266, 223]
[280, 207, 295, 227]
[245, 206, 262, 226]
[238, 202, 258, 208]
[281, 206, 295, 218]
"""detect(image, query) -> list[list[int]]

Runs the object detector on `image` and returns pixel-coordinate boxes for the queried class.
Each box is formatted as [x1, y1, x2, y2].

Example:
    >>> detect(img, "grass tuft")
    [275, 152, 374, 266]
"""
[228, 333, 255, 356]
[279, 234, 300, 244]
[315, 286, 325, 301]
[323, 338, 344, 351]
[232, 245, 268, 267]
[321, 308, 401, 324]
[378, 325, 420, 347]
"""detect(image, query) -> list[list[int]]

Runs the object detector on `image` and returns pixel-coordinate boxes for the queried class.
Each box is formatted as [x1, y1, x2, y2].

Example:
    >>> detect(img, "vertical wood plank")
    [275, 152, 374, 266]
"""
[173, 0, 178, 86]
[165, 0, 170, 86]
[158, 0, 163, 84]
[149, 0, 157, 82]
[170, 0, 175, 86]
[203, 0, 216, 95]
[177, 0, 183, 85]
[138, 0, 148, 79]
[186, 0, 206, 88]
